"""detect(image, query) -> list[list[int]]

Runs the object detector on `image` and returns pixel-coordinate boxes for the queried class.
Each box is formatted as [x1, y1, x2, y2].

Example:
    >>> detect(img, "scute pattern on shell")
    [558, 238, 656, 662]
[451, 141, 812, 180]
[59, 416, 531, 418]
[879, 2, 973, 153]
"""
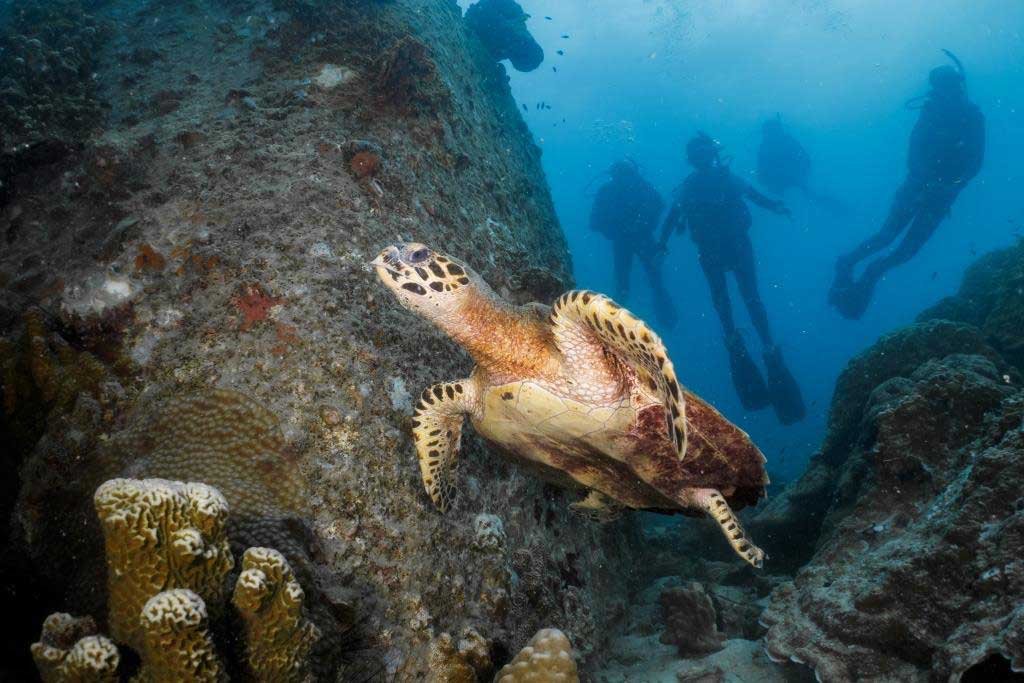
[550, 290, 689, 459]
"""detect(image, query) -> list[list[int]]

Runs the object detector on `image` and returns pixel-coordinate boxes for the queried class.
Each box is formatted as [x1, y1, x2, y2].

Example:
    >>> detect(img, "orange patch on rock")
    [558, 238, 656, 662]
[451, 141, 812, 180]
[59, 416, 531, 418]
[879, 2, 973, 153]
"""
[271, 322, 301, 356]
[349, 151, 381, 179]
[134, 244, 167, 272]
[232, 284, 283, 332]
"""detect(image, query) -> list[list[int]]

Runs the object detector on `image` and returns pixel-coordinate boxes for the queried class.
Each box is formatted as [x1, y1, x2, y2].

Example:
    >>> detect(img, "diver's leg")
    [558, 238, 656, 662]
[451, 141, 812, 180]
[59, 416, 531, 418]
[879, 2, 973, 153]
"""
[840, 180, 920, 269]
[700, 255, 734, 335]
[732, 238, 774, 348]
[612, 243, 632, 301]
[680, 487, 765, 568]
[639, 248, 679, 329]
[861, 189, 953, 285]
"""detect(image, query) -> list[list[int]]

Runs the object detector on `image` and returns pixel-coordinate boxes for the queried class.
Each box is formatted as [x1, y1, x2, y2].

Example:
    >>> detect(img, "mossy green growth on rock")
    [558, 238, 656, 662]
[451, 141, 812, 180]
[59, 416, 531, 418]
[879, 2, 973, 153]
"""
[30, 613, 120, 683]
[233, 547, 321, 683]
[93, 478, 234, 652]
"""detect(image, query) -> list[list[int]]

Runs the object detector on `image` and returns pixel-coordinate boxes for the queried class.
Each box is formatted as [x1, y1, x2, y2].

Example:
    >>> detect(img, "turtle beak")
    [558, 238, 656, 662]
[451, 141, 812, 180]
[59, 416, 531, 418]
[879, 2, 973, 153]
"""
[370, 245, 402, 279]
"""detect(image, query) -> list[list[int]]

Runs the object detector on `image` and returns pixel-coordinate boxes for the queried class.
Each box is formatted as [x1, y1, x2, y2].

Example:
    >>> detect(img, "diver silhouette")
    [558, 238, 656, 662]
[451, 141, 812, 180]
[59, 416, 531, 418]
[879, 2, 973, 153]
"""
[589, 159, 678, 329]
[830, 50, 985, 319]
[757, 115, 848, 215]
[658, 133, 805, 425]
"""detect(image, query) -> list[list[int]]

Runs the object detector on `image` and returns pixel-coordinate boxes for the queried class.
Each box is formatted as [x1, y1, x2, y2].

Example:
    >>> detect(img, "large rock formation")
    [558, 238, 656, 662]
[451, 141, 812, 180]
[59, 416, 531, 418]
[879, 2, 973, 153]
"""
[755, 241, 1024, 681]
[0, 1, 641, 679]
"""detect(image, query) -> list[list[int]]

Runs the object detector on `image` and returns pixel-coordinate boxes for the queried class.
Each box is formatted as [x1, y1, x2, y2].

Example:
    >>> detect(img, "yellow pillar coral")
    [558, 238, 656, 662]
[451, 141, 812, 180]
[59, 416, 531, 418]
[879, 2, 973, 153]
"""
[31, 613, 120, 683]
[134, 589, 226, 683]
[232, 547, 321, 682]
[496, 628, 579, 683]
[93, 478, 234, 651]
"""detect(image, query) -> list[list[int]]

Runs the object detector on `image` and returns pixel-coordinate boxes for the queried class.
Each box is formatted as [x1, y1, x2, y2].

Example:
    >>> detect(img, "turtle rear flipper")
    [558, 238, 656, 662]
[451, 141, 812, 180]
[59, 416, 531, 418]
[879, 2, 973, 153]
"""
[550, 290, 689, 460]
[683, 487, 766, 568]
[412, 380, 476, 512]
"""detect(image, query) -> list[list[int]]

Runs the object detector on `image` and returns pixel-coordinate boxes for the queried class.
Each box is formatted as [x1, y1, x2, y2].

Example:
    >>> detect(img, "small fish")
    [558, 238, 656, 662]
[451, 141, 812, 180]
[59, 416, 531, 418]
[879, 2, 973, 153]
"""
[522, 103, 527, 112]
[544, 16, 552, 20]
[561, 34, 569, 39]
[556, 49, 564, 56]
[552, 66, 558, 72]
[930, 271, 938, 280]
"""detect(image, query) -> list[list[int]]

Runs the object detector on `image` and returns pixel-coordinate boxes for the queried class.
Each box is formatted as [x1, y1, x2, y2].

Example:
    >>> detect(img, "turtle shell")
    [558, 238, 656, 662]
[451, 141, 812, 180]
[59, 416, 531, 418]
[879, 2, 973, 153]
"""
[471, 379, 767, 513]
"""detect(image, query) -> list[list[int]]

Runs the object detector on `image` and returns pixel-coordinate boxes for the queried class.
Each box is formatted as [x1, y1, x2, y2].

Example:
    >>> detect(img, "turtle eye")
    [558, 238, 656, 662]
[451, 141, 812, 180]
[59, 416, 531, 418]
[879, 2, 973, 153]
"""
[408, 247, 430, 264]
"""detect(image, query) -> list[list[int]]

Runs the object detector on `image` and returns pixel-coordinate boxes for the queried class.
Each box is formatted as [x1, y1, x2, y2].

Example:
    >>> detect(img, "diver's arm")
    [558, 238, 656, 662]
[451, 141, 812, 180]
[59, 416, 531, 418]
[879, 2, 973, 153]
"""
[657, 200, 685, 250]
[744, 182, 791, 216]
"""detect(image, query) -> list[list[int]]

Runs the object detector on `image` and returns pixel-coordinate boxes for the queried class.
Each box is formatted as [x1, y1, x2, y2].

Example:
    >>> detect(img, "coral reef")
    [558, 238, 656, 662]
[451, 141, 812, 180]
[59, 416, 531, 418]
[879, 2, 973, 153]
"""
[496, 628, 579, 682]
[93, 478, 234, 652]
[761, 354, 1024, 680]
[135, 589, 225, 683]
[233, 547, 321, 683]
[658, 582, 726, 658]
[465, 0, 545, 72]
[31, 613, 120, 683]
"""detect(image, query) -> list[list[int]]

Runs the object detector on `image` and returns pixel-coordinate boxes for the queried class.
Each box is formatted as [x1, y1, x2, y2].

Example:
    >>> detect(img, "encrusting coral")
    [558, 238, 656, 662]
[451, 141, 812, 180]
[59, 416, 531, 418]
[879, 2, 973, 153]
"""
[658, 582, 726, 657]
[495, 628, 579, 682]
[134, 589, 225, 683]
[31, 613, 120, 683]
[93, 478, 234, 652]
[232, 547, 321, 683]
[99, 389, 308, 556]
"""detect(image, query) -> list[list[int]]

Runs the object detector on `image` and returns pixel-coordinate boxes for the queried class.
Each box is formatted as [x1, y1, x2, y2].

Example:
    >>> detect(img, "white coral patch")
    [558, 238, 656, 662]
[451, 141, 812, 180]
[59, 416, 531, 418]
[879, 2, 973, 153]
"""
[387, 376, 413, 414]
[313, 63, 355, 89]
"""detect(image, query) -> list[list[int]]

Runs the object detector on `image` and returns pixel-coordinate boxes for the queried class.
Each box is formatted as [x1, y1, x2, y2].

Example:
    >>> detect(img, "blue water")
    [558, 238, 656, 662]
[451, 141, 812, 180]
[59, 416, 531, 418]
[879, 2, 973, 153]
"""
[461, 0, 1024, 482]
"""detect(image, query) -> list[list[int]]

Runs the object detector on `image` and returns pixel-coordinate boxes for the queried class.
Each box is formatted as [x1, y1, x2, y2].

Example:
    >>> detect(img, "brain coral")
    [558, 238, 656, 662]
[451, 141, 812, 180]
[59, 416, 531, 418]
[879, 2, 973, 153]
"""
[100, 389, 308, 557]
[31, 613, 120, 683]
[496, 628, 579, 682]
[135, 589, 226, 683]
[233, 547, 321, 682]
[93, 478, 234, 652]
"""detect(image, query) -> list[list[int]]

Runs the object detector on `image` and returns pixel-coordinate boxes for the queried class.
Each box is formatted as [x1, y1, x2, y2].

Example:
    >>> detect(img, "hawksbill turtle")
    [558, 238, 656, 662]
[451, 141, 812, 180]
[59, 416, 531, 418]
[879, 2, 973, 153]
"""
[371, 242, 769, 567]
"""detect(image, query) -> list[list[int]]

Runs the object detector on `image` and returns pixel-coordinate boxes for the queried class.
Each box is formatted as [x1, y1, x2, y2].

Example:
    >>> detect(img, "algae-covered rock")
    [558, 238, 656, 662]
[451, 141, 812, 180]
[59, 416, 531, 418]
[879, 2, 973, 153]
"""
[761, 356, 1024, 681]
[94, 478, 234, 651]
[233, 547, 321, 683]
[658, 582, 726, 658]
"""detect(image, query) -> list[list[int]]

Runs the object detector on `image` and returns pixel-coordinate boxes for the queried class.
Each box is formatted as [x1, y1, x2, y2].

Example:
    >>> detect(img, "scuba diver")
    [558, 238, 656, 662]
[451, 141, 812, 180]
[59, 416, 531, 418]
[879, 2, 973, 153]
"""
[757, 115, 847, 215]
[589, 159, 678, 329]
[657, 133, 805, 425]
[830, 50, 985, 319]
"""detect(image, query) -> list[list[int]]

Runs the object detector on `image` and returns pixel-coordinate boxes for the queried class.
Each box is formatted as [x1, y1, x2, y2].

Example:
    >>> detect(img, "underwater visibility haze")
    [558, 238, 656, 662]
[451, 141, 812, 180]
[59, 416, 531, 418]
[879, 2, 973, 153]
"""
[0, 0, 1022, 681]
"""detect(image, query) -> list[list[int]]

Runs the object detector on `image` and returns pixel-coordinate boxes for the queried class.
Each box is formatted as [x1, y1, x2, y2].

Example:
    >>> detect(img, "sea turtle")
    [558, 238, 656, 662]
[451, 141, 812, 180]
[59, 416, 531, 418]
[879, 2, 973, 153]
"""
[371, 242, 769, 567]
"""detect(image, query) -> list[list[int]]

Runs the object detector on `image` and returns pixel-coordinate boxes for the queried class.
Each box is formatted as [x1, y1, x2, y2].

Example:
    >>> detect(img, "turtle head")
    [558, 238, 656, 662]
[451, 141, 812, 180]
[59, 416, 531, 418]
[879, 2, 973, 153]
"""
[372, 242, 477, 321]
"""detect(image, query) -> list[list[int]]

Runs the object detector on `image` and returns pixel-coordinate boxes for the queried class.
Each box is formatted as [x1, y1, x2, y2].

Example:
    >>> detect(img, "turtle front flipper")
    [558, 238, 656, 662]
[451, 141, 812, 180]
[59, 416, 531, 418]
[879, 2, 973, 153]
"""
[550, 290, 689, 459]
[569, 490, 623, 522]
[683, 487, 766, 568]
[412, 380, 476, 512]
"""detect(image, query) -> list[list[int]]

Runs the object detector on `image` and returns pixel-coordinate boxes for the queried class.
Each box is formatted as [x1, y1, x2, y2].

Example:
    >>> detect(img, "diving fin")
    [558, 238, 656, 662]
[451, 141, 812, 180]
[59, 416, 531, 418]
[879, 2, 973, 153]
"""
[829, 275, 874, 320]
[763, 345, 806, 425]
[725, 332, 771, 411]
[828, 257, 873, 320]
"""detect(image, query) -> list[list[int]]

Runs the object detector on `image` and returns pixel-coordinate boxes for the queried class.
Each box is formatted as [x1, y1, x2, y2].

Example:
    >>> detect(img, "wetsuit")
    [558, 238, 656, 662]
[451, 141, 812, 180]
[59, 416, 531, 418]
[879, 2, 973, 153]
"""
[757, 126, 811, 196]
[837, 93, 984, 298]
[658, 166, 785, 345]
[590, 172, 677, 328]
